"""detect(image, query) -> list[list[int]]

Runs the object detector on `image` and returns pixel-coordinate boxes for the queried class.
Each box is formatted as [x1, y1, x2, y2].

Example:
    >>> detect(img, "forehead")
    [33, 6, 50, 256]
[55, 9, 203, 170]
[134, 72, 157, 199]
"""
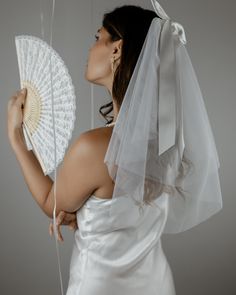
[97, 27, 107, 34]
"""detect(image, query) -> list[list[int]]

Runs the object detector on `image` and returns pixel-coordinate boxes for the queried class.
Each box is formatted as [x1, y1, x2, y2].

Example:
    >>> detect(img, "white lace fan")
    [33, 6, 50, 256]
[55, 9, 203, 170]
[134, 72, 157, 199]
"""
[15, 35, 76, 175]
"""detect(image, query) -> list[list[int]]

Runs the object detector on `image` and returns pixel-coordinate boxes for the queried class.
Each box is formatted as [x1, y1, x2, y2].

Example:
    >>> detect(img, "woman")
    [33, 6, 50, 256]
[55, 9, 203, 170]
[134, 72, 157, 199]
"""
[8, 5, 158, 241]
[8, 5, 173, 294]
[8, 3, 221, 294]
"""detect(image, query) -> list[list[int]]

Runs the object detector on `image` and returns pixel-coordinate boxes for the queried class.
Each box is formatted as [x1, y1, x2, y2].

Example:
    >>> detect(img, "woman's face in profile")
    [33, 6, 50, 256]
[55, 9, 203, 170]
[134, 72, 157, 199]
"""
[85, 26, 114, 86]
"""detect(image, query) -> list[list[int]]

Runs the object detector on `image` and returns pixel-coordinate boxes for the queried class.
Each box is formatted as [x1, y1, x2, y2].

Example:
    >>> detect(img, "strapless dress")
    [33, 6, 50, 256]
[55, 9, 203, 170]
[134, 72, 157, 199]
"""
[66, 192, 176, 295]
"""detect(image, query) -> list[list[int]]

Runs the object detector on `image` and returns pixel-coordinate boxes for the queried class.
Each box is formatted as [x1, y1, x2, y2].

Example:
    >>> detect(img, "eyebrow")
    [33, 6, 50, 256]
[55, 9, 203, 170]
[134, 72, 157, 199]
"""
[97, 29, 101, 33]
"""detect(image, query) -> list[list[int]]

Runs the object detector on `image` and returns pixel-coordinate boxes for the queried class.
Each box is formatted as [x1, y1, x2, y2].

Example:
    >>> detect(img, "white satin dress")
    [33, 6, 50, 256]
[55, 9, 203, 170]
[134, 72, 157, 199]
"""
[66, 192, 176, 295]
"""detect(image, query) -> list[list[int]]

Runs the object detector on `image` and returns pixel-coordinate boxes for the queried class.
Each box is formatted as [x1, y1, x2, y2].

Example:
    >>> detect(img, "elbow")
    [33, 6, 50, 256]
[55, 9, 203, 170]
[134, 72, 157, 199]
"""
[43, 209, 53, 219]
[41, 196, 54, 219]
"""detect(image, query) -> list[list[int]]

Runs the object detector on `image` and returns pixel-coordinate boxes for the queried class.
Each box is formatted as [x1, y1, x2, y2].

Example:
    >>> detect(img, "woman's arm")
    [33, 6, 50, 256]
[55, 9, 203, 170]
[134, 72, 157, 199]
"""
[7, 89, 101, 219]
[8, 127, 53, 212]
[7, 89, 53, 213]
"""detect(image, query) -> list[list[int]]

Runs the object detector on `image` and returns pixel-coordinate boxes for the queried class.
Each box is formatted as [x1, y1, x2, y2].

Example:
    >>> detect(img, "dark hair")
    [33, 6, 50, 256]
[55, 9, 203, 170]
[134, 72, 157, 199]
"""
[99, 5, 159, 125]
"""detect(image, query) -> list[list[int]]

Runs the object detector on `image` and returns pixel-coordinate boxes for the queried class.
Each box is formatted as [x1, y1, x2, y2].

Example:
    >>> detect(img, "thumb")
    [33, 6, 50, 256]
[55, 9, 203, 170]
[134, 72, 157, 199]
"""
[17, 88, 27, 108]
[18, 88, 27, 96]
[21, 88, 27, 99]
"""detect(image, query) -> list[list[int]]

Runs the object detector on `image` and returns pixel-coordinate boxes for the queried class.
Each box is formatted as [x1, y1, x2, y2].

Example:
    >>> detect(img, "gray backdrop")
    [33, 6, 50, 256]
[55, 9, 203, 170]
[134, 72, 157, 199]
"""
[0, 0, 235, 294]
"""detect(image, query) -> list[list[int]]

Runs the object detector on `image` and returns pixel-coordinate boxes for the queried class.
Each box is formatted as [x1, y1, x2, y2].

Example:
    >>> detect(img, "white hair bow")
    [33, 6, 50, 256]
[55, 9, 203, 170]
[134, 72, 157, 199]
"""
[150, 0, 186, 157]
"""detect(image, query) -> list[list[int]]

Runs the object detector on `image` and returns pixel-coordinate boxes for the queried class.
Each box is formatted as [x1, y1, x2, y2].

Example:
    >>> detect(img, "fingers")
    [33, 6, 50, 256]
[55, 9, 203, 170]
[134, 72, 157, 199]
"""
[56, 212, 64, 242]
[15, 88, 27, 108]
[49, 222, 53, 236]
[49, 221, 64, 242]
[49, 211, 66, 242]
[57, 223, 64, 242]
[48, 211, 79, 242]
[17, 88, 27, 97]
[57, 211, 66, 225]
[56, 213, 65, 242]
[8, 88, 27, 113]
[68, 220, 78, 231]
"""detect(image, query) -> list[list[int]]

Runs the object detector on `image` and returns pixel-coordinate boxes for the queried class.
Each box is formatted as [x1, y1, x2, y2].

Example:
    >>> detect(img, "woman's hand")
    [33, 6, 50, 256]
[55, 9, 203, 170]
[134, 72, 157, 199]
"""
[7, 88, 27, 141]
[49, 211, 78, 242]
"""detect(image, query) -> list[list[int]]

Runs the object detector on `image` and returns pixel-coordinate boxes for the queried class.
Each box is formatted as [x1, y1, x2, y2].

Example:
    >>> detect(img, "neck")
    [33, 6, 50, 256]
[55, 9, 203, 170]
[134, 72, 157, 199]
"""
[112, 100, 119, 122]
[106, 86, 119, 122]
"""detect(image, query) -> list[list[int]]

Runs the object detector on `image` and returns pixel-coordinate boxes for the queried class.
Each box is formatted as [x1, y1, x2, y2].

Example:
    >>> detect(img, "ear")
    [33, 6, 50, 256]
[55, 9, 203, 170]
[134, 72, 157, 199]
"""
[112, 39, 123, 59]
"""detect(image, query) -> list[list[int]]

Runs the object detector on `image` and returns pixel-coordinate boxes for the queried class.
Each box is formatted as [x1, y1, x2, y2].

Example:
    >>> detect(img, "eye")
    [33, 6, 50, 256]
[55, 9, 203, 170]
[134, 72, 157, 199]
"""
[94, 34, 99, 41]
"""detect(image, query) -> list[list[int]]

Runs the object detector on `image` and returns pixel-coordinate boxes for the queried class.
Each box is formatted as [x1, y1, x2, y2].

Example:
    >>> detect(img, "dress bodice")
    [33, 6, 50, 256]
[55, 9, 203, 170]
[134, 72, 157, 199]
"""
[66, 193, 176, 295]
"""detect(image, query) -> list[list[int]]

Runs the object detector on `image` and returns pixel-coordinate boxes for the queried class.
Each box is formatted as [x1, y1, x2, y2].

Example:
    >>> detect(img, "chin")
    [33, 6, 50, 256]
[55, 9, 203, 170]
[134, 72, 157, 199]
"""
[84, 70, 93, 83]
[85, 75, 97, 84]
[85, 73, 102, 86]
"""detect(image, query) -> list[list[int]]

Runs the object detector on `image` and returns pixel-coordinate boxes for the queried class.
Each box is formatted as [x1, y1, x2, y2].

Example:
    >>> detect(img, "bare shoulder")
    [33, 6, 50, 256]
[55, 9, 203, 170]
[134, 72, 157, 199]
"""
[71, 126, 113, 176]
[77, 126, 112, 153]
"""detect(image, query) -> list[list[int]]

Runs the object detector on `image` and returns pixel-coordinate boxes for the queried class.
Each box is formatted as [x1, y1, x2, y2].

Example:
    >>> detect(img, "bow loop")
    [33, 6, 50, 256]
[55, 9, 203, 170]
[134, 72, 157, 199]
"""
[171, 21, 187, 44]
[151, 0, 187, 45]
